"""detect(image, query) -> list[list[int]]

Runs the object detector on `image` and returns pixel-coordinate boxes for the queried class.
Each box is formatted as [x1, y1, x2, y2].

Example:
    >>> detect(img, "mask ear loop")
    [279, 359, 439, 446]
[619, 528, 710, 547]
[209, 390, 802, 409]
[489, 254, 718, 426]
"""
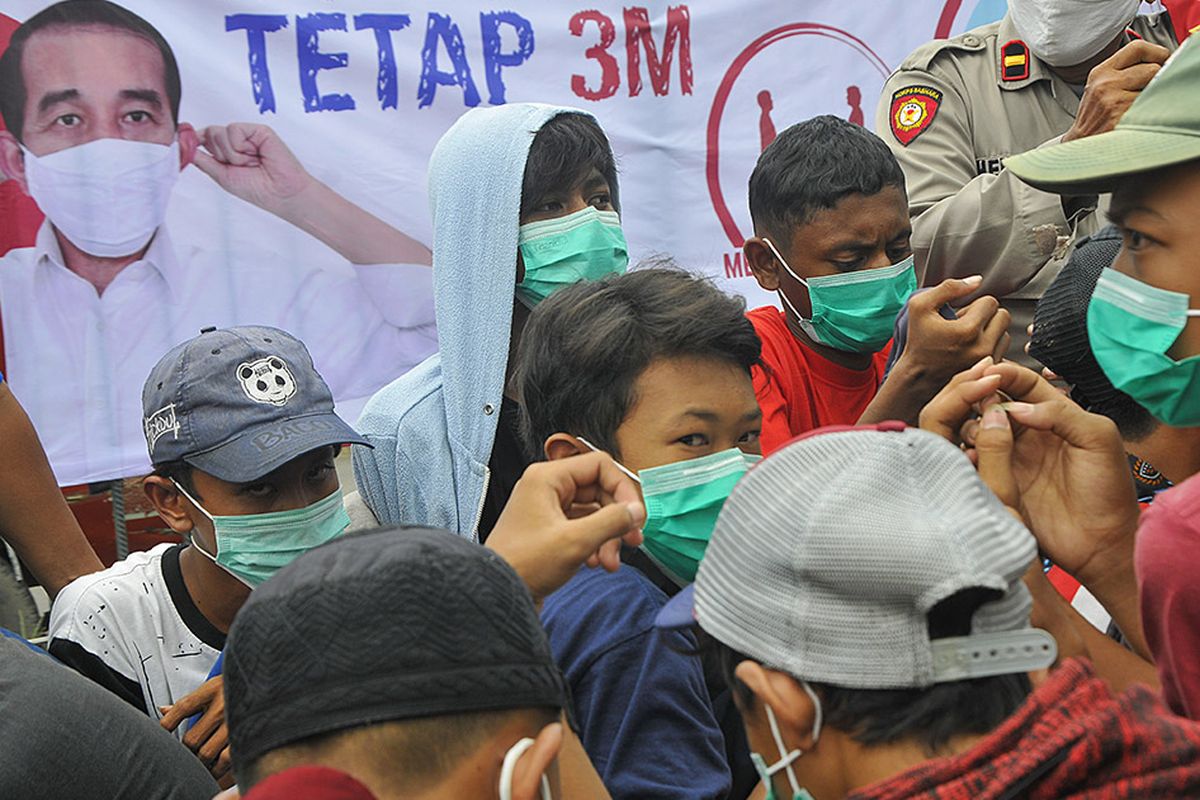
[764, 683, 824, 798]
[172, 482, 218, 560]
[499, 737, 552, 800]
[575, 437, 641, 484]
[762, 238, 813, 326]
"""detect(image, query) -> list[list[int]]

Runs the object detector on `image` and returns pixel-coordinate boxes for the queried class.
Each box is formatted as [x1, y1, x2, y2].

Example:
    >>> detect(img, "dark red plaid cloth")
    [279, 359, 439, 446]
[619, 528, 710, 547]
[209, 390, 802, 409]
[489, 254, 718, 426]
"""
[852, 658, 1200, 799]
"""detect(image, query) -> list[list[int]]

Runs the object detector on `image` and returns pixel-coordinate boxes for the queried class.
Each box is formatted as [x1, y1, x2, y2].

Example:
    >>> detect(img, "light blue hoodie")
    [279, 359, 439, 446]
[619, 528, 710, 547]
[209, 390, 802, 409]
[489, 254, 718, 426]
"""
[353, 103, 606, 539]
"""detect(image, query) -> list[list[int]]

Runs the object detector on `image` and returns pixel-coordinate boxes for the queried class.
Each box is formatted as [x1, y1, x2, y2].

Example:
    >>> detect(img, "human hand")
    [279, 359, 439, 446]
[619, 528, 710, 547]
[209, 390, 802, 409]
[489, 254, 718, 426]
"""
[919, 361, 1138, 585]
[898, 275, 1010, 387]
[193, 124, 316, 219]
[1062, 41, 1172, 142]
[487, 452, 645, 603]
[160, 675, 233, 787]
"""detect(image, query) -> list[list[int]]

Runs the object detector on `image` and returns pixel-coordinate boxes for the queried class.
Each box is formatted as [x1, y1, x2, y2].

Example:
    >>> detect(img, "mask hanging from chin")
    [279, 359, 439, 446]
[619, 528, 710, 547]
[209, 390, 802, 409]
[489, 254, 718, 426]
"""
[22, 137, 180, 258]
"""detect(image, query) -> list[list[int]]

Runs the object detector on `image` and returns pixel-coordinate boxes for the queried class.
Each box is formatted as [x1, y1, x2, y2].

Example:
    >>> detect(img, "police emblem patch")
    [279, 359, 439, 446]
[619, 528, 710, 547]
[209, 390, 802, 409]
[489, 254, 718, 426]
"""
[889, 86, 942, 146]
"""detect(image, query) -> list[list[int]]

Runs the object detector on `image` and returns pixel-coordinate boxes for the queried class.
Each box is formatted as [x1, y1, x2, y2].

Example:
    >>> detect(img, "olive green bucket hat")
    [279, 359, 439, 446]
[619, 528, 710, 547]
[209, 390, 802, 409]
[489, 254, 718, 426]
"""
[1007, 37, 1200, 195]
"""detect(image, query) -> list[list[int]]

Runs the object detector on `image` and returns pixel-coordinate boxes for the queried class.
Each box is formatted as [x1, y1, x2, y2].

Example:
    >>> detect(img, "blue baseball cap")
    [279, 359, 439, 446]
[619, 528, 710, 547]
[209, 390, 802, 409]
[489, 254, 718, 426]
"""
[141, 326, 370, 482]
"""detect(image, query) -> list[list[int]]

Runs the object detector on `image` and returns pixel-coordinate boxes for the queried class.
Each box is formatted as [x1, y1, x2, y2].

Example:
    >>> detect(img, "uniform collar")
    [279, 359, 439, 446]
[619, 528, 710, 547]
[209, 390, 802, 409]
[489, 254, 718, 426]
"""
[34, 219, 184, 302]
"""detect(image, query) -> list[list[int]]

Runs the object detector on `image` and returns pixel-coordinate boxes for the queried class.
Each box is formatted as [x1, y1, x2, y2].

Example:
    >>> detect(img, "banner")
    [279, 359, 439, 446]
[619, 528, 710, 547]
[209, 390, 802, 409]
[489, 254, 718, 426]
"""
[0, 0, 1008, 486]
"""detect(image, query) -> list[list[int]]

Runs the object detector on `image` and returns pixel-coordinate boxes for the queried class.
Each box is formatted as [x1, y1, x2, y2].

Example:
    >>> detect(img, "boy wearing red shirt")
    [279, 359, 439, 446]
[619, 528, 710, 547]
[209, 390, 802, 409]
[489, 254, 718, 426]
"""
[742, 115, 1009, 453]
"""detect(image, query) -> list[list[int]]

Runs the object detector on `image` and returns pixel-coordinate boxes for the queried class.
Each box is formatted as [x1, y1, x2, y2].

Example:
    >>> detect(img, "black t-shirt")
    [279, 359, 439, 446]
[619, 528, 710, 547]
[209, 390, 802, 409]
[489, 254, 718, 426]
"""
[477, 396, 533, 543]
[0, 634, 218, 798]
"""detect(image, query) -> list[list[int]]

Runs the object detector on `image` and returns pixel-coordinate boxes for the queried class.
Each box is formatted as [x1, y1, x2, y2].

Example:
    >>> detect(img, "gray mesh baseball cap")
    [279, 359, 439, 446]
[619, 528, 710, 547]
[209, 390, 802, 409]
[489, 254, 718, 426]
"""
[141, 326, 369, 482]
[657, 423, 1056, 688]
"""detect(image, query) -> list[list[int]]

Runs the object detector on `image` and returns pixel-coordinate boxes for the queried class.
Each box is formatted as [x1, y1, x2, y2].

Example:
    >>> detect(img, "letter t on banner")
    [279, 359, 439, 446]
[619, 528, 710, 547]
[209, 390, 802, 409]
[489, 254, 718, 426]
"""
[226, 14, 289, 113]
[354, 14, 413, 111]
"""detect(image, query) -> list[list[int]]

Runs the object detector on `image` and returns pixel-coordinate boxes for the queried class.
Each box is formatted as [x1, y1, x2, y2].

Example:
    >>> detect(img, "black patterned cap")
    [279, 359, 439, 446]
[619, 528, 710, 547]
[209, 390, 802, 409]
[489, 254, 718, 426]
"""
[224, 527, 568, 769]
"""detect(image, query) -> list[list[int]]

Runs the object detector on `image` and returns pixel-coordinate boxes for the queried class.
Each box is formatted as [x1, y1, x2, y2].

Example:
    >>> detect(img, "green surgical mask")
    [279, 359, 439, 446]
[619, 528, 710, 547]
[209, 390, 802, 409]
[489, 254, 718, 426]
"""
[765, 239, 916, 353]
[1087, 268, 1200, 427]
[177, 484, 350, 587]
[579, 440, 753, 584]
[517, 206, 628, 307]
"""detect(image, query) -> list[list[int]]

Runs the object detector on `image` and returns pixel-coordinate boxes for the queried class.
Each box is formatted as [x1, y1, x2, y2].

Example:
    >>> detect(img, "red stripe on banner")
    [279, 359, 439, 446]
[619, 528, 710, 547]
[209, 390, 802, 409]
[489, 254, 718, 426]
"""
[935, 0, 964, 39]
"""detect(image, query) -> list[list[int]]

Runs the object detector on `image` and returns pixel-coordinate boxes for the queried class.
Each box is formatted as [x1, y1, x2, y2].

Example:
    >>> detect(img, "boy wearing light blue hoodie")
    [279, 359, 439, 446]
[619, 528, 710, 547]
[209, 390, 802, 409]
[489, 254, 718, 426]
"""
[353, 104, 627, 540]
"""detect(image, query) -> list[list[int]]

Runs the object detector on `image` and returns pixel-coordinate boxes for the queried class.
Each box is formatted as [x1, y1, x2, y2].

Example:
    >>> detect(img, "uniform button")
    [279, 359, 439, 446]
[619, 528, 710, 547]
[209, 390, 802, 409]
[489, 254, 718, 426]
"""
[963, 34, 979, 46]
[483, 403, 495, 415]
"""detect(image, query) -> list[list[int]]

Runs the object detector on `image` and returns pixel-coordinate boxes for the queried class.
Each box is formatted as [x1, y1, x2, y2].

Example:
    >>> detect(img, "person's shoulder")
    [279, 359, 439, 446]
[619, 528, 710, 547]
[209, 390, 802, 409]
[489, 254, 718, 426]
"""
[747, 305, 795, 353]
[1131, 11, 1180, 48]
[894, 21, 998, 76]
[50, 543, 175, 635]
[356, 353, 446, 443]
[543, 566, 669, 635]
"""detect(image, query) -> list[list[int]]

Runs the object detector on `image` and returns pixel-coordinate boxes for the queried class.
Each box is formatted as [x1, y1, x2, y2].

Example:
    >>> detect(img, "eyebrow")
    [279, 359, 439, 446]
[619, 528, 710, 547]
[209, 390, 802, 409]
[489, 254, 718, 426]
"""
[579, 173, 610, 193]
[1107, 204, 1168, 227]
[824, 229, 913, 254]
[676, 408, 763, 423]
[36, 87, 164, 115]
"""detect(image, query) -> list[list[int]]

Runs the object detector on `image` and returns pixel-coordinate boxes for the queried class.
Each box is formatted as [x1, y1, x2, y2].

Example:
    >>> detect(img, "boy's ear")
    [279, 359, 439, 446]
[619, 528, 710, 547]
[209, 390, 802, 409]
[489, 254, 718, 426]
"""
[744, 236, 782, 292]
[544, 433, 586, 462]
[734, 661, 820, 751]
[509, 722, 562, 800]
[142, 475, 196, 535]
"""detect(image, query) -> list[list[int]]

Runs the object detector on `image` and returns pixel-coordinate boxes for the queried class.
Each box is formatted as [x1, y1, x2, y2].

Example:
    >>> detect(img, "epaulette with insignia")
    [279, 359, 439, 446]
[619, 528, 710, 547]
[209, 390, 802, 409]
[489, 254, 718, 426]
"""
[1001, 39, 1029, 82]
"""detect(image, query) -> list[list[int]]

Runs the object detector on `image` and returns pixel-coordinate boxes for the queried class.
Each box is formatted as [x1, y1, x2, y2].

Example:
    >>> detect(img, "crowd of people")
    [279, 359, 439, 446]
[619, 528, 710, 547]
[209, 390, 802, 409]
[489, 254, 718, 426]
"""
[2, 0, 1200, 798]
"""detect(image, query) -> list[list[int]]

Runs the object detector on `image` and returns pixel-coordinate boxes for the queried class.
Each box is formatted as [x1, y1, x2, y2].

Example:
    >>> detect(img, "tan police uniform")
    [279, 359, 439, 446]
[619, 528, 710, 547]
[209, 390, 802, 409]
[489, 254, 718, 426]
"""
[875, 12, 1177, 361]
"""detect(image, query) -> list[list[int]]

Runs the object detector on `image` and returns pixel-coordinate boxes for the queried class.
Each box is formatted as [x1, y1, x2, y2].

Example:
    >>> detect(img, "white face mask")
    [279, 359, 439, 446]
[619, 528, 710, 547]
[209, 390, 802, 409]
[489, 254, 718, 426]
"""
[498, 737, 552, 800]
[1008, 0, 1140, 68]
[22, 137, 180, 258]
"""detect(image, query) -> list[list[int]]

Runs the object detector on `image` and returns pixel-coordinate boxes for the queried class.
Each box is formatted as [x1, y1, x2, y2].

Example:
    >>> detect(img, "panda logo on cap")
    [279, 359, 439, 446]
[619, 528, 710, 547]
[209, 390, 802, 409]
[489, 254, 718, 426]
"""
[237, 356, 297, 406]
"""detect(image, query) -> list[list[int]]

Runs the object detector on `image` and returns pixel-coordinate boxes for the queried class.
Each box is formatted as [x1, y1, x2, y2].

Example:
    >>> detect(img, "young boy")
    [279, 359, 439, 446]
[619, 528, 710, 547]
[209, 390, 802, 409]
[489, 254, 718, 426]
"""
[354, 103, 627, 540]
[49, 325, 369, 783]
[515, 268, 762, 799]
[742, 115, 1010, 452]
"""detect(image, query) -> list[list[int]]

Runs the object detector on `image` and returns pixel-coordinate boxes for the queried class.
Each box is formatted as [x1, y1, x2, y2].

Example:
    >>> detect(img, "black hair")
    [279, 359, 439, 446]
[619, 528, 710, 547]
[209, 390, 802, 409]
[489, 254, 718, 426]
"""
[520, 112, 619, 218]
[152, 459, 196, 500]
[1076, 388, 1159, 443]
[240, 706, 560, 791]
[707, 588, 1032, 756]
[748, 115, 906, 245]
[0, 0, 182, 141]
[514, 266, 762, 460]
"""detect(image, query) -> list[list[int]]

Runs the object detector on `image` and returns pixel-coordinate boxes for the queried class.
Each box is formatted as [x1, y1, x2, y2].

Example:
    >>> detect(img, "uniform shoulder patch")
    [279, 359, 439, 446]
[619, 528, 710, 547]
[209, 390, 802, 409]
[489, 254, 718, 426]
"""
[889, 86, 942, 146]
[1000, 39, 1030, 82]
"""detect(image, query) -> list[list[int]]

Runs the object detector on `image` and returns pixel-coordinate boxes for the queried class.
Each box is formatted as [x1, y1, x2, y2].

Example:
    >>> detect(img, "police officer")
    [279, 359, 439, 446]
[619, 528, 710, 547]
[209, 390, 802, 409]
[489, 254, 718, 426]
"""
[876, 0, 1176, 360]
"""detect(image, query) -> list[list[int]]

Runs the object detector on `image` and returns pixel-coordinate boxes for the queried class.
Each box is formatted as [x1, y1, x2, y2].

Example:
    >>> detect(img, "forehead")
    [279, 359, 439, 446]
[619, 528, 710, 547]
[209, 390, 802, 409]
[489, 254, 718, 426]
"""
[20, 25, 167, 104]
[1112, 161, 1200, 219]
[787, 185, 910, 246]
[626, 356, 757, 420]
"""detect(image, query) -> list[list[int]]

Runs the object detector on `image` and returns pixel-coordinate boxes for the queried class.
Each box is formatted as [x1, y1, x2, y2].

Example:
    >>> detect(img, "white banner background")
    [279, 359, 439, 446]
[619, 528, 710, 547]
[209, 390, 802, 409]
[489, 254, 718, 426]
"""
[1, 0, 1012, 483]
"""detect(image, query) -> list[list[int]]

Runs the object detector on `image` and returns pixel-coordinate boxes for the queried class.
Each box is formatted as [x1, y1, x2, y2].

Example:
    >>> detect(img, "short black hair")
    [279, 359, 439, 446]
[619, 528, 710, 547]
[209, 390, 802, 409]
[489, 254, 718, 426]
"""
[240, 706, 559, 790]
[708, 588, 1032, 756]
[0, 0, 182, 141]
[520, 112, 619, 218]
[515, 266, 761, 459]
[748, 115, 906, 244]
[151, 460, 196, 500]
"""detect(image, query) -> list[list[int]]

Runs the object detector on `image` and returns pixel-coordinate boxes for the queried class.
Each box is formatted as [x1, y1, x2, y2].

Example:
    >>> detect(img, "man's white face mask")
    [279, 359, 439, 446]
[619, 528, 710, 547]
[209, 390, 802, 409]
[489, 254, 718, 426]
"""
[1009, 0, 1140, 68]
[22, 137, 180, 258]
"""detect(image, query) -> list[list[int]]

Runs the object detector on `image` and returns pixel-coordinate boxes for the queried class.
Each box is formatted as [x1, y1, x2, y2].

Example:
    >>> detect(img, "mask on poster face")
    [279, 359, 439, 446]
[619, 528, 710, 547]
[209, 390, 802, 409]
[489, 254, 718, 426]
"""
[1086, 268, 1200, 427]
[516, 206, 628, 307]
[578, 438, 756, 584]
[22, 137, 180, 258]
[175, 483, 350, 588]
[752, 687, 823, 800]
[764, 238, 916, 354]
[1008, 0, 1139, 68]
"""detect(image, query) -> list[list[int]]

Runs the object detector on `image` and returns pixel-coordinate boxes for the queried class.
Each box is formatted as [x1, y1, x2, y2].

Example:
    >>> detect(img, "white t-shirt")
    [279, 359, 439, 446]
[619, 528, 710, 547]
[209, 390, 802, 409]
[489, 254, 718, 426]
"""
[0, 222, 436, 485]
[48, 542, 222, 732]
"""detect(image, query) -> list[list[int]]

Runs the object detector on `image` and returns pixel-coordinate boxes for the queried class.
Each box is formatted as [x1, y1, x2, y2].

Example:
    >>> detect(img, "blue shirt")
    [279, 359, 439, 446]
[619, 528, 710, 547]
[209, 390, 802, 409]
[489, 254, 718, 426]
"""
[542, 566, 731, 800]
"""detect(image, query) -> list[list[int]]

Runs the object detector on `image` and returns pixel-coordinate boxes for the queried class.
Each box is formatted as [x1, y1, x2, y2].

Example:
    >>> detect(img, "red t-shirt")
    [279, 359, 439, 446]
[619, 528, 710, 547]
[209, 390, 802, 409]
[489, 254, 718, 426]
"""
[1137, 471, 1200, 720]
[747, 306, 890, 454]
